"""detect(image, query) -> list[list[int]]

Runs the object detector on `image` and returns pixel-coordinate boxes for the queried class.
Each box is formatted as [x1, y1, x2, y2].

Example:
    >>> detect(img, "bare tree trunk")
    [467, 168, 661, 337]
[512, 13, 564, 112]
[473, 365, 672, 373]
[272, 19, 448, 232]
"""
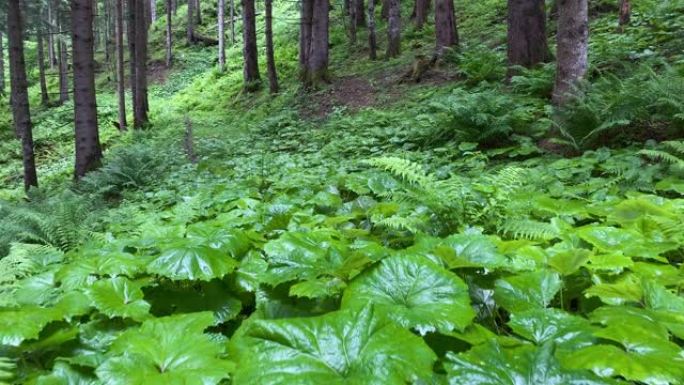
[507, 0, 549, 74]
[367, 0, 377, 59]
[349, 0, 357, 44]
[127, 0, 138, 113]
[299, 0, 313, 76]
[172, 0, 177, 14]
[0, 33, 6, 96]
[230, 0, 236, 43]
[196, 0, 203, 25]
[150, 0, 157, 22]
[187, 0, 195, 44]
[37, 29, 49, 106]
[386, 0, 400, 58]
[242, 0, 260, 90]
[265, 0, 278, 93]
[134, 0, 150, 127]
[58, 33, 70, 104]
[218, 0, 226, 71]
[435, 0, 458, 55]
[116, 0, 127, 130]
[7, 0, 38, 190]
[617, 0, 630, 32]
[166, 0, 173, 66]
[71, 0, 103, 178]
[381, 0, 389, 19]
[413, 0, 429, 29]
[355, 0, 365, 26]
[552, 0, 588, 105]
[308, 0, 329, 87]
[47, 1, 56, 69]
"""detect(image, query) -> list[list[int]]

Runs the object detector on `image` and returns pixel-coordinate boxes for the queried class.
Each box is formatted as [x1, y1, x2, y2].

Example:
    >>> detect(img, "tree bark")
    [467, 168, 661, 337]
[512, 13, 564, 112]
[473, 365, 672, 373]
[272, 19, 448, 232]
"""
[367, 0, 377, 59]
[386, 0, 401, 58]
[0, 33, 4, 96]
[116, 0, 127, 131]
[37, 28, 50, 106]
[552, 0, 588, 105]
[150, 0, 157, 22]
[196, 0, 203, 25]
[127, 0, 138, 114]
[349, 0, 357, 44]
[355, 0, 365, 26]
[618, 0, 630, 31]
[7, 0, 38, 190]
[299, 0, 313, 74]
[381, 0, 389, 19]
[134, 0, 150, 127]
[300, 0, 329, 88]
[265, 0, 278, 93]
[435, 0, 459, 55]
[507, 0, 549, 74]
[413, 0, 429, 29]
[47, 0, 56, 69]
[219, 0, 226, 71]
[230, 0, 236, 43]
[58, 32, 70, 104]
[166, 0, 173, 66]
[71, 0, 103, 179]
[187, 0, 195, 44]
[242, 0, 260, 89]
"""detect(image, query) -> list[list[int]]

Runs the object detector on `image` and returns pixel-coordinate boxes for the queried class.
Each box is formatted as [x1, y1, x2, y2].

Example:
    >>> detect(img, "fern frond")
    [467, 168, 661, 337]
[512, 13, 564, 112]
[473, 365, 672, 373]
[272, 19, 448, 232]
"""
[372, 215, 424, 233]
[502, 219, 559, 241]
[0, 357, 16, 385]
[366, 157, 435, 188]
[663, 141, 684, 156]
[638, 149, 684, 167]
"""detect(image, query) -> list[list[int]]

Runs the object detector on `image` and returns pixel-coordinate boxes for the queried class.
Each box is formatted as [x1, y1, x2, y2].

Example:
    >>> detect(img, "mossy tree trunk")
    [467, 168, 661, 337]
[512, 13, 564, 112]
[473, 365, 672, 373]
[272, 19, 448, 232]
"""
[242, 0, 261, 90]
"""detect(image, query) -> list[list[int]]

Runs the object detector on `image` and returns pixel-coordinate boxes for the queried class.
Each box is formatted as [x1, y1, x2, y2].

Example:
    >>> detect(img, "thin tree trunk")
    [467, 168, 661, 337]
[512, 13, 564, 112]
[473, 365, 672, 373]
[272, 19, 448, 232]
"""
[187, 0, 195, 44]
[166, 0, 173, 66]
[127, 0, 138, 110]
[386, 0, 400, 58]
[618, 0, 630, 32]
[349, 0, 357, 44]
[381, 0, 389, 19]
[307, 0, 329, 87]
[196, 0, 203, 25]
[230, 0, 236, 43]
[172, 0, 177, 14]
[47, 1, 56, 69]
[0, 33, 6, 96]
[265, 0, 278, 93]
[116, 0, 127, 130]
[104, 0, 111, 64]
[507, 0, 549, 75]
[299, 0, 313, 77]
[435, 0, 459, 55]
[355, 0, 365, 26]
[7, 0, 38, 190]
[135, 0, 150, 127]
[552, 0, 588, 105]
[71, 0, 103, 178]
[242, 0, 260, 89]
[413, 0, 429, 29]
[218, 0, 226, 71]
[367, 0, 377, 59]
[58, 33, 69, 104]
[37, 29, 49, 106]
[150, 0, 157, 22]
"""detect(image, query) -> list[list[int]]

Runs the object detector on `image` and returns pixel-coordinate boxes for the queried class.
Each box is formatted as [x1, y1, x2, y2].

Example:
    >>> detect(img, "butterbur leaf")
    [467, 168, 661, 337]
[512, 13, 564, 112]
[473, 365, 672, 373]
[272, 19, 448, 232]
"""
[494, 270, 562, 312]
[145, 280, 242, 324]
[87, 277, 151, 321]
[35, 362, 99, 385]
[585, 274, 642, 306]
[508, 308, 595, 350]
[445, 341, 619, 385]
[232, 305, 436, 385]
[577, 225, 675, 260]
[342, 255, 474, 334]
[435, 234, 506, 269]
[96, 312, 234, 385]
[146, 244, 238, 281]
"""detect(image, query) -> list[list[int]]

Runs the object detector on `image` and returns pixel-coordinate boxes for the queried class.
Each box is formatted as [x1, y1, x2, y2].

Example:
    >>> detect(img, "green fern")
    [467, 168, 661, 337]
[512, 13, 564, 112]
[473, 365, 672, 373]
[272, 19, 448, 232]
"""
[502, 219, 560, 241]
[639, 141, 684, 168]
[0, 358, 15, 385]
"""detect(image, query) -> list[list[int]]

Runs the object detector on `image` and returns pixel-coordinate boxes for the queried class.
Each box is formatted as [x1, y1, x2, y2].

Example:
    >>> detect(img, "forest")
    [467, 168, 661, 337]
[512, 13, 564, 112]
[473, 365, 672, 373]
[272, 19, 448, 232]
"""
[0, 0, 684, 383]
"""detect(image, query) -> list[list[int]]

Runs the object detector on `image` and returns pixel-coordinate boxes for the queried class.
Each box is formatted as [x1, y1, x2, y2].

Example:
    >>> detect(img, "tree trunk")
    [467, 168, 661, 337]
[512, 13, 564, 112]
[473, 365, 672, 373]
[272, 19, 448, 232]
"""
[150, 0, 157, 22]
[7, 0, 38, 190]
[355, 0, 365, 26]
[349, 0, 357, 44]
[230, 0, 236, 43]
[265, 0, 278, 93]
[58, 33, 70, 104]
[47, 1, 56, 69]
[242, 0, 260, 89]
[300, 0, 329, 88]
[381, 0, 389, 19]
[299, 0, 313, 75]
[367, 0, 377, 59]
[0, 32, 6, 96]
[71, 0, 103, 178]
[386, 0, 400, 58]
[116, 0, 127, 131]
[37, 28, 49, 106]
[127, 0, 138, 114]
[187, 0, 195, 44]
[166, 0, 173, 66]
[618, 0, 630, 31]
[435, 0, 459, 55]
[507, 0, 549, 74]
[218, 0, 226, 71]
[196, 0, 203, 25]
[135, 0, 150, 127]
[552, 0, 588, 105]
[413, 0, 429, 29]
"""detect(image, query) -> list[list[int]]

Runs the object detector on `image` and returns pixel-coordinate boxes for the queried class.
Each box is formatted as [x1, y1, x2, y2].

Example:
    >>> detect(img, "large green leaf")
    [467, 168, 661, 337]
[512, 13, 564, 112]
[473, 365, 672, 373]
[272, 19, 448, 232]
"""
[585, 274, 642, 305]
[508, 308, 595, 350]
[232, 305, 436, 385]
[342, 255, 474, 334]
[576, 225, 676, 260]
[445, 341, 617, 385]
[494, 270, 562, 312]
[146, 244, 238, 281]
[87, 277, 151, 322]
[435, 233, 506, 269]
[96, 312, 234, 385]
